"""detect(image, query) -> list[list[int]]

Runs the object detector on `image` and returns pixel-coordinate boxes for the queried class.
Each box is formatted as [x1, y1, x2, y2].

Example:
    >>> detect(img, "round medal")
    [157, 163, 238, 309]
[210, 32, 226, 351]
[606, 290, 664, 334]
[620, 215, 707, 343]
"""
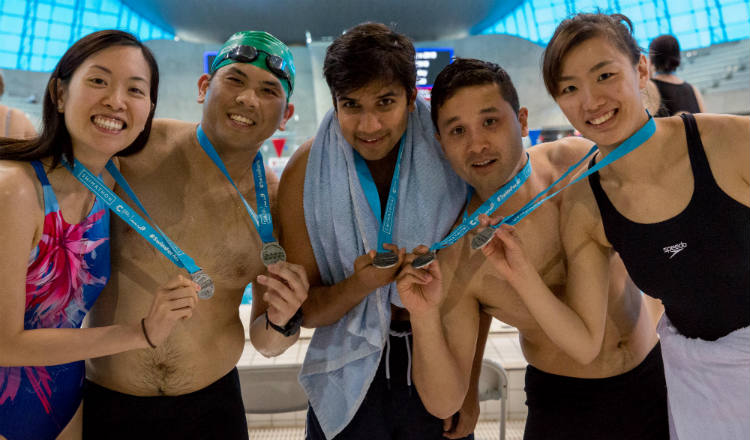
[471, 227, 496, 250]
[372, 251, 399, 269]
[192, 269, 214, 299]
[261, 242, 287, 266]
[411, 251, 436, 269]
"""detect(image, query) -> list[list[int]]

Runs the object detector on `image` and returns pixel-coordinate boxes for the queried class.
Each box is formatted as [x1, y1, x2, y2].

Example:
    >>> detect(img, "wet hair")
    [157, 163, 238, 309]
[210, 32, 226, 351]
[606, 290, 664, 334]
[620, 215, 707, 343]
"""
[649, 34, 681, 73]
[0, 30, 159, 169]
[323, 22, 416, 106]
[542, 13, 641, 98]
[430, 58, 520, 132]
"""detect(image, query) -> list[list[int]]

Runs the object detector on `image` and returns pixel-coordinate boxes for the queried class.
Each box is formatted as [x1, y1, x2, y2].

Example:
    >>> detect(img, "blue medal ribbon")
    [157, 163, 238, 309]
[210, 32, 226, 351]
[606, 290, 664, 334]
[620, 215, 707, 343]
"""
[63, 158, 201, 274]
[490, 111, 656, 229]
[428, 152, 532, 251]
[353, 136, 406, 253]
[196, 125, 277, 243]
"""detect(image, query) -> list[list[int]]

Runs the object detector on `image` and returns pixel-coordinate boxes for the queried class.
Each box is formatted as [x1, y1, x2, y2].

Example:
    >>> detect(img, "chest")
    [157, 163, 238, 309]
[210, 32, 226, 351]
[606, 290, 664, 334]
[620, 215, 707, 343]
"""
[113, 163, 266, 291]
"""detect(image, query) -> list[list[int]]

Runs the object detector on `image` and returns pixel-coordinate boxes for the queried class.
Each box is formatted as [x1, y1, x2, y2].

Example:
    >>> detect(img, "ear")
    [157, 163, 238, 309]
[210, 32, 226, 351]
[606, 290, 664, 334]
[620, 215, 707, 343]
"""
[197, 73, 211, 104]
[52, 78, 65, 112]
[518, 107, 529, 137]
[636, 54, 649, 90]
[277, 102, 295, 131]
[407, 87, 418, 112]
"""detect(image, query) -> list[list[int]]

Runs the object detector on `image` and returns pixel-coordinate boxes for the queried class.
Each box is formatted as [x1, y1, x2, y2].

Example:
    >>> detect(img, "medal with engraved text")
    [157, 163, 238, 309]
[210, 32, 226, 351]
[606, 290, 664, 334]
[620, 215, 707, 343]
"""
[192, 269, 215, 299]
[471, 227, 496, 250]
[261, 241, 287, 267]
[373, 251, 399, 269]
[411, 251, 436, 269]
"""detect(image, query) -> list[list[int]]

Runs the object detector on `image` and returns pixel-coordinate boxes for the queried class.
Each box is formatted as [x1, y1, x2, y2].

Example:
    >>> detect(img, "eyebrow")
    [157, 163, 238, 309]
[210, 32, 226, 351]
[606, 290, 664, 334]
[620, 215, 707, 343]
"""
[226, 66, 248, 79]
[90, 65, 148, 83]
[338, 89, 399, 102]
[558, 60, 614, 82]
[442, 106, 500, 127]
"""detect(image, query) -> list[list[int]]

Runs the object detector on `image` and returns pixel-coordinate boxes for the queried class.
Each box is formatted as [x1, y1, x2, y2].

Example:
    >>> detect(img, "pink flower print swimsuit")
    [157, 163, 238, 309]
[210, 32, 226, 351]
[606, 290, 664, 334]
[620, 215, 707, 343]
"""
[0, 160, 110, 440]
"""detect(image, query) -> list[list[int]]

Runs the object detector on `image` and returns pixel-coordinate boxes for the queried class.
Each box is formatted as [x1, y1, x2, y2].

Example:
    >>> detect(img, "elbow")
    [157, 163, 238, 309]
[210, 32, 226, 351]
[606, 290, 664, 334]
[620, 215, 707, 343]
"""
[416, 379, 467, 419]
[249, 332, 294, 358]
[572, 344, 602, 366]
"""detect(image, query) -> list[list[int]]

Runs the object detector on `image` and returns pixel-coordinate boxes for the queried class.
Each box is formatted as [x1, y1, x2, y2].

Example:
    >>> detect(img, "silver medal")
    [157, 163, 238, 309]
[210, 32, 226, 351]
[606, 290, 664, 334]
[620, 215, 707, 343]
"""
[411, 251, 436, 269]
[471, 227, 496, 250]
[372, 251, 399, 269]
[261, 241, 287, 266]
[192, 269, 214, 299]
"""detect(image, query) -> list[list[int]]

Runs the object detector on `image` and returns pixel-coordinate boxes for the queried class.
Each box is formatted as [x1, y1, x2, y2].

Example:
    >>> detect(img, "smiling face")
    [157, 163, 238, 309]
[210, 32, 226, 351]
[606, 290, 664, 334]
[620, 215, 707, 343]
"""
[436, 83, 528, 200]
[57, 45, 153, 163]
[197, 62, 294, 153]
[554, 36, 649, 150]
[334, 80, 415, 161]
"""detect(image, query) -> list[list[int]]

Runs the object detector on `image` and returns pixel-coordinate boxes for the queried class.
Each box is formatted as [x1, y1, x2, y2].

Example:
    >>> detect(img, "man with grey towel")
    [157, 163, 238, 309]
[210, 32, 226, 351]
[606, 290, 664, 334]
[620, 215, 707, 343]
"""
[396, 58, 669, 440]
[269, 23, 480, 439]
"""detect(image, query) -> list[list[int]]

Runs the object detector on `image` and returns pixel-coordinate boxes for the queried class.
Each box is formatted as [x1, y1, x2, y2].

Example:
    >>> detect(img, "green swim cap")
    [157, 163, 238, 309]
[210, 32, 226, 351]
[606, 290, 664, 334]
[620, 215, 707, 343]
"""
[211, 31, 295, 99]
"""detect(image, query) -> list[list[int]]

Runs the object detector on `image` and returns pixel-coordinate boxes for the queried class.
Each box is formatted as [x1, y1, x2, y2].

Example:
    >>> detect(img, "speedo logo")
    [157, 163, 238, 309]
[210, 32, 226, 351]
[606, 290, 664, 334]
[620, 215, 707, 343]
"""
[663, 242, 687, 259]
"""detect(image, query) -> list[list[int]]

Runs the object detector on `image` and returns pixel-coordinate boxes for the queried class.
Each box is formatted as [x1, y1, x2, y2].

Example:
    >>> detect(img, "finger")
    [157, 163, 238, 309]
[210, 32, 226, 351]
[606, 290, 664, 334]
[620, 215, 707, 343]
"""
[442, 417, 452, 433]
[382, 243, 399, 252]
[168, 297, 196, 311]
[161, 274, 195, 290]
[412, 244, 430, 254]
[263, 291, 294, 314]
[257, 275, 295, 298]
[278, 262, 310, 292]
[163, 286, 200, 301]
[368, 249, 376, 259]
[402, 253, 417, 264]
[174, 308, 193, 320]
[267, 264, 306, 297]
[489, 214, 505, 226]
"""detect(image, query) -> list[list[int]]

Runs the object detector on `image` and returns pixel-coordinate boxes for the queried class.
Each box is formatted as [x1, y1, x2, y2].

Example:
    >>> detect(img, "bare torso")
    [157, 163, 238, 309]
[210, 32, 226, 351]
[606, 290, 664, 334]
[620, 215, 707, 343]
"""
[86, 119, 275, 395]
[438, 141, 657, 378]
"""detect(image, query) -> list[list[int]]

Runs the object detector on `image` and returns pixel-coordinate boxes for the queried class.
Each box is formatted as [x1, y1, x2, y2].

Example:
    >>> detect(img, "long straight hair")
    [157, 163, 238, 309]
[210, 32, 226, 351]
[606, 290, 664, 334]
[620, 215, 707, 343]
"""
[0, 30, 159, 169]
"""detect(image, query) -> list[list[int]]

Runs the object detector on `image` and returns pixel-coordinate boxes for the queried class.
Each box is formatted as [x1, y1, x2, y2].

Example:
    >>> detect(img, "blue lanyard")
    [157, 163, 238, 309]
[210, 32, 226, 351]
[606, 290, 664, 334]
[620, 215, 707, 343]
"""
[429, 153, 532, 251]
[63, 158, 201, 274]
[491, 112, 656, 229]
[196, 125, 276, 243]
[352, 136, 406, 252]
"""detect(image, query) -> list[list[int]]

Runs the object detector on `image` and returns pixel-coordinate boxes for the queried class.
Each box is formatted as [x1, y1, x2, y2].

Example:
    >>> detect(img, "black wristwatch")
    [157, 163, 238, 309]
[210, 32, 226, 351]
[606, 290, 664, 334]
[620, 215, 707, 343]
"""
[265, 308, 303, 337]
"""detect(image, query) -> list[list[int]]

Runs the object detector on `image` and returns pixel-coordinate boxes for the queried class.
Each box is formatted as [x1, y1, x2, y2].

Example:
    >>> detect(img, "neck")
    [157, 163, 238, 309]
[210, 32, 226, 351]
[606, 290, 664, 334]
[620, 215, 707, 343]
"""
[474, 153, 528, 203]
[201, 127, 261, 182]
[365, 141, 400, 192]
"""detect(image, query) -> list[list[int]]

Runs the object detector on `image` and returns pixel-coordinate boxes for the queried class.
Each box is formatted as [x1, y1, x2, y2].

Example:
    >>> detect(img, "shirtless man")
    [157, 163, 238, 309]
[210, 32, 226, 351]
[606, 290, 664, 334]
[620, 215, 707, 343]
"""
[266, 23, 474, 439]
[0, 72, 36, 139]
[82, 31, 309, 439]
[397, 59, 669, 439]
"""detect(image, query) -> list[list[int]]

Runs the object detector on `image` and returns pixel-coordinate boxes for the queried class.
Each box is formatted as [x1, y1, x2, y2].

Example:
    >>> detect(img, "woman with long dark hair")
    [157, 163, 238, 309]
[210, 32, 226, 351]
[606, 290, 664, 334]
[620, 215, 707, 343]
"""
[0, 30, 198, 440]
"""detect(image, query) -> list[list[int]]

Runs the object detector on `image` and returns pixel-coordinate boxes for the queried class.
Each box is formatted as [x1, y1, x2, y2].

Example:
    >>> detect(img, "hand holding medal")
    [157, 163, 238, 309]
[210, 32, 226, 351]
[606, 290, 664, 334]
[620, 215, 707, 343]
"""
[354, 244, 406, 291]
[395, 248, 445, 318]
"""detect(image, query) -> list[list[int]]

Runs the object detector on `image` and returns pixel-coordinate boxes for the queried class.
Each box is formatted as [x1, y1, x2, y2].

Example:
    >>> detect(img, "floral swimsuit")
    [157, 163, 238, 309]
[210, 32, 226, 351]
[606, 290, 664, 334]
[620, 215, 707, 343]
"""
[0, 160, 110, 440]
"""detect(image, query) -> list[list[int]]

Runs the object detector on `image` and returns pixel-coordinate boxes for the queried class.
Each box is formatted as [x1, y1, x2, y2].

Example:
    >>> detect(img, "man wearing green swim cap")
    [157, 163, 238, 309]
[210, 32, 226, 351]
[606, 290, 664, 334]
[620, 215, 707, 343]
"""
[83, 31, 309, 440]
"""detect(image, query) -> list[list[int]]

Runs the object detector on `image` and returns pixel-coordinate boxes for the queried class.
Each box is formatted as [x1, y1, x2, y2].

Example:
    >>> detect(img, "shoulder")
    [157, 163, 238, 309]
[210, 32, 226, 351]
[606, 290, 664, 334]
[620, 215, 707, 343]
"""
[121, 118, 196, 166]
[279, 137, 313, 192]
[693, 113, 749, 142]
[0, 161, 42, 218]
[530, 136, 594, 172]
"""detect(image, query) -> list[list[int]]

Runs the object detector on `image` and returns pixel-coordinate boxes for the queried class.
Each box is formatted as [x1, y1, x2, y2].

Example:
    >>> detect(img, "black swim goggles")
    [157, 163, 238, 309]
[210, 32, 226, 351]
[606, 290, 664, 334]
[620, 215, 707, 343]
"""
[212, 45, 293, 94]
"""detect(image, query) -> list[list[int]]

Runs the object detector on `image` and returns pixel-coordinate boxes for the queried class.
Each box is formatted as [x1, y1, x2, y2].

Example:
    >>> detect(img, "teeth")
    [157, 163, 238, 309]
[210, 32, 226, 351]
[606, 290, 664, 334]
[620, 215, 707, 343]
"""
[589, 110, 615, 125]
[93, 115, 123, 131]
[473, 159, 493, 167]
[230, 114, 253, 125]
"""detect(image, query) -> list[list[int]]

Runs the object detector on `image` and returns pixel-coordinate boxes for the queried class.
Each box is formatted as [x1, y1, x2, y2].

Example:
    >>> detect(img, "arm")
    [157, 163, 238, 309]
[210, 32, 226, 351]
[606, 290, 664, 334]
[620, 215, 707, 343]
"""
[691, 84, 706, 113]
[443, 311, 491, 439]
[270, 139, 404, 328]
[0, 164, 197, 366]
[480, 189, 610, 365]
[397, 250, 478, 419]
[249, 159, 309, 357]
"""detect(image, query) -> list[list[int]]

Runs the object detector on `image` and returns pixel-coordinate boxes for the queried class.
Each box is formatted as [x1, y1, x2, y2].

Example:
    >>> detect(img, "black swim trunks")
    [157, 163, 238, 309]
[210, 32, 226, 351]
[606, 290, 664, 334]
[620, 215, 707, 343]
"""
[82, 367, 248, 440]
[523, 342, 669, 440]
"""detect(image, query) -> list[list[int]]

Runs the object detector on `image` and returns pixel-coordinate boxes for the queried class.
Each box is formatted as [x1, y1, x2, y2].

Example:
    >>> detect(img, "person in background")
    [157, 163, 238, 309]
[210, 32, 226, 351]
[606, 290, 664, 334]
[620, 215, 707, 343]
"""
[649, 34, 705, 116]
[0, 70, 37, 139]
